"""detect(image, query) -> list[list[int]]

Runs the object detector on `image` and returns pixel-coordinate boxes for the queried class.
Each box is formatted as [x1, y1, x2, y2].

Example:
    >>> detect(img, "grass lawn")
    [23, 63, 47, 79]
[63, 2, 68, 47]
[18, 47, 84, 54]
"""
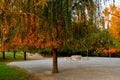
[0, 52, 37, 80]
[0, 52, 25, 61]
[0, 62, 33, 80]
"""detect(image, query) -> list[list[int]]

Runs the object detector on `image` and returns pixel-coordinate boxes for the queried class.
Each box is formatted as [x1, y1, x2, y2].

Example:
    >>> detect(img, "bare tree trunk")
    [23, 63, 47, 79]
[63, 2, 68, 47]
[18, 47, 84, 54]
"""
[24, 51, 27, 60]
[109, 52, 111, 58]
[52, 48, 58, 73]
[2, 51, 5, 60]
[13, 51, 16, 59]
[87, 49, 89, 57]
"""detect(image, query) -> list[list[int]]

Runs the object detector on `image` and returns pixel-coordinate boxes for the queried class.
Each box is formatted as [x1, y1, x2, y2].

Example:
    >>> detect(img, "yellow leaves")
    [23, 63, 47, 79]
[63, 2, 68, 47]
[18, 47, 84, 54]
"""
[109, 28, 118, 37]
[52, 27, 57, 39]
[103, 4, 120, 38]
[45, 41, 51, 47]
[38, 33, 45, 41]
[110, 5, 116, 13]
[103, 7, 109, 17]
[19, 9, 22, 13]
[25, 14, 28, 24]
[35, 0, 48, 8]
[10, 35, 23, 48]
[2, 26, 8, 35]
[103, 5, 116, 17]
[23, 27, 45, 48]
[0, 0, 5, 9]
[30, 14, 40, 28]
[35, 15, 40, 27]
[108, 7, 120, 38]
[30, 13, 35, 26]
[10, 18, 17, 27]
[46, 40, 60, 49]
[51, 26, 64, 40]
[99, 19, 104, 27]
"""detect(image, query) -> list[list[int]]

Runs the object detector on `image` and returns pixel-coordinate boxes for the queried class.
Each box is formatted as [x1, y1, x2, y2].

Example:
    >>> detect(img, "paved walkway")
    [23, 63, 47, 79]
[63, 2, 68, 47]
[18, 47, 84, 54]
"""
[8, 57, 120, 80]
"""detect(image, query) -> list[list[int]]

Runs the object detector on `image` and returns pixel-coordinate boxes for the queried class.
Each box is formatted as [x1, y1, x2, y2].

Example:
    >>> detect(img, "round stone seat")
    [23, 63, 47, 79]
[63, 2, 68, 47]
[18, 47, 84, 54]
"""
[71, 55, 82, 60]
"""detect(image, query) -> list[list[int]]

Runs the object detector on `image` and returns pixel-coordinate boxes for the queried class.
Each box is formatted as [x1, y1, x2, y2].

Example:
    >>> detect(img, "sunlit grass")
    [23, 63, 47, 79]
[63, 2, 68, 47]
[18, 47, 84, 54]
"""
[0, 52, 25, 61]
[0, 52, 38, 80]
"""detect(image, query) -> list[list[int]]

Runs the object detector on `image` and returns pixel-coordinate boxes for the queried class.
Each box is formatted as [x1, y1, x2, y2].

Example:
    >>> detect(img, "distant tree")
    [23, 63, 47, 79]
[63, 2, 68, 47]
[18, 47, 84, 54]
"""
[102, 4, 120, 57]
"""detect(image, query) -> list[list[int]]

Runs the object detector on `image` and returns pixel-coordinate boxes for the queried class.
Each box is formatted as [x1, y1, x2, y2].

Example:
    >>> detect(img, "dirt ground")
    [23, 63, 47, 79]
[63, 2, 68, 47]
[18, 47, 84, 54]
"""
[8, 57, 120, 80]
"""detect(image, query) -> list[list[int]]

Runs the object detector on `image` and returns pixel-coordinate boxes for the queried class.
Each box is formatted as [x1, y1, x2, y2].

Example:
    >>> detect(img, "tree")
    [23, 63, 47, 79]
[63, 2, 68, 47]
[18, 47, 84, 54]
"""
[102, 4, 120, 57]
[39, 0, 73, 73]
[0, 0, 47, 59]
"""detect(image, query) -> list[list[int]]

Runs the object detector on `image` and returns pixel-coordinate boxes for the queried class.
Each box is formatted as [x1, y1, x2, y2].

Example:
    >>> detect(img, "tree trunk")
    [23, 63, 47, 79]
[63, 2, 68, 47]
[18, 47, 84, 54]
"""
[24, 51, 27, 60]
[87, 49, 89, 57]
[52, 48, 58, 73]
[13, 51, 16, 59]
[109, 52, 111, 57]
[2, 51, 5, 60]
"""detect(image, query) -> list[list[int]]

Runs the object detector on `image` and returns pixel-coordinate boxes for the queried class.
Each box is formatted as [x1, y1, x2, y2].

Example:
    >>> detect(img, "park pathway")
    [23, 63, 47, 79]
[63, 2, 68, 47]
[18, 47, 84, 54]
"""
[8, 57, 120, 80]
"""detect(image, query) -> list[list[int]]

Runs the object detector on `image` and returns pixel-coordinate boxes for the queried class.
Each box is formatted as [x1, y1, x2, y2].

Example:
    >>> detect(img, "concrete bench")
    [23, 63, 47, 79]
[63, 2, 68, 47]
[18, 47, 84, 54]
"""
[71, 55, 82, 60]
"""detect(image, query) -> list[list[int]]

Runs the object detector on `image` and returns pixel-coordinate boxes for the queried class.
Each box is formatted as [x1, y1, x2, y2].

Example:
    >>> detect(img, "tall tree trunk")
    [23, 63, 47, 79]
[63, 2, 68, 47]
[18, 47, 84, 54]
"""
[24, 51, 27, 60]
[109, 52, 111, 58]
[2, 51, 5, 60]
[52, 48, 58, 73]
[87, 49, 89, 57]
[13, 51, 16, 59]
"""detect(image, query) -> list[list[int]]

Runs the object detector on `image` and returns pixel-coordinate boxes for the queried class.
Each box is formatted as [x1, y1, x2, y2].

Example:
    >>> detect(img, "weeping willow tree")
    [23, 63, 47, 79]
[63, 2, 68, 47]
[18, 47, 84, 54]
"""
[0, 0, 14, 59]
[0, 0, 47, 59]
[0, 0, 28, 59]
[39, 0, 73, 73]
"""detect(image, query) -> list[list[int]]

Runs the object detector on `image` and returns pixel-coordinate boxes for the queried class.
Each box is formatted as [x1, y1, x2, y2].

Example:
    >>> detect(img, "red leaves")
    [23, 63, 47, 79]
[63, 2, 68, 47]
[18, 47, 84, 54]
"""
[103, 48, 119, 54]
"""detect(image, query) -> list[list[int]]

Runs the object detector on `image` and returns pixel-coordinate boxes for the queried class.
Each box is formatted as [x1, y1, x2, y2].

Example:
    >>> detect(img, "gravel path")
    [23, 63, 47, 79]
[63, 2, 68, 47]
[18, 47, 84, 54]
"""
[8, 57, 120, 80]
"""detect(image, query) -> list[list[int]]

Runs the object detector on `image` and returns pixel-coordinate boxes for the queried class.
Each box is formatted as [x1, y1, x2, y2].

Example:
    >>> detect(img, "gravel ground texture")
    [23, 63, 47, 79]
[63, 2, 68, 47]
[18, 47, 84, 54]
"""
[8, 57, 120, 80]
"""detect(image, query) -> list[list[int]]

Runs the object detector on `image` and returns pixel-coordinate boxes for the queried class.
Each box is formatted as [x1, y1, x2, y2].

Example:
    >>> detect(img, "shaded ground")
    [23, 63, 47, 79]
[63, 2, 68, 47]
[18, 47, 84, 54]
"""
[8, 57, 120, 80]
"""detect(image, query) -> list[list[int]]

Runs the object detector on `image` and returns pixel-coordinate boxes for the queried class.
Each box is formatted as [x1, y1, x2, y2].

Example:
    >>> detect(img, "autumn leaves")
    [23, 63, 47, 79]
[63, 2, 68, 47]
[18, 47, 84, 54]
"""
[103, 4, 120, 38]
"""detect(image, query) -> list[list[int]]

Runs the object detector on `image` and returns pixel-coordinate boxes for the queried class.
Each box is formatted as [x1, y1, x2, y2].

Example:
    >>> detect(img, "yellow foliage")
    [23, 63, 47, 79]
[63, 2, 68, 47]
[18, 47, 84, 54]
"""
[103, 5, 120, 38]
[108, 7, 120, 38]
[110, 5, 116, 13]
[103, 7, 109, 16]
[2, 26, 8, 35]
[35, 0, 47, 8]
